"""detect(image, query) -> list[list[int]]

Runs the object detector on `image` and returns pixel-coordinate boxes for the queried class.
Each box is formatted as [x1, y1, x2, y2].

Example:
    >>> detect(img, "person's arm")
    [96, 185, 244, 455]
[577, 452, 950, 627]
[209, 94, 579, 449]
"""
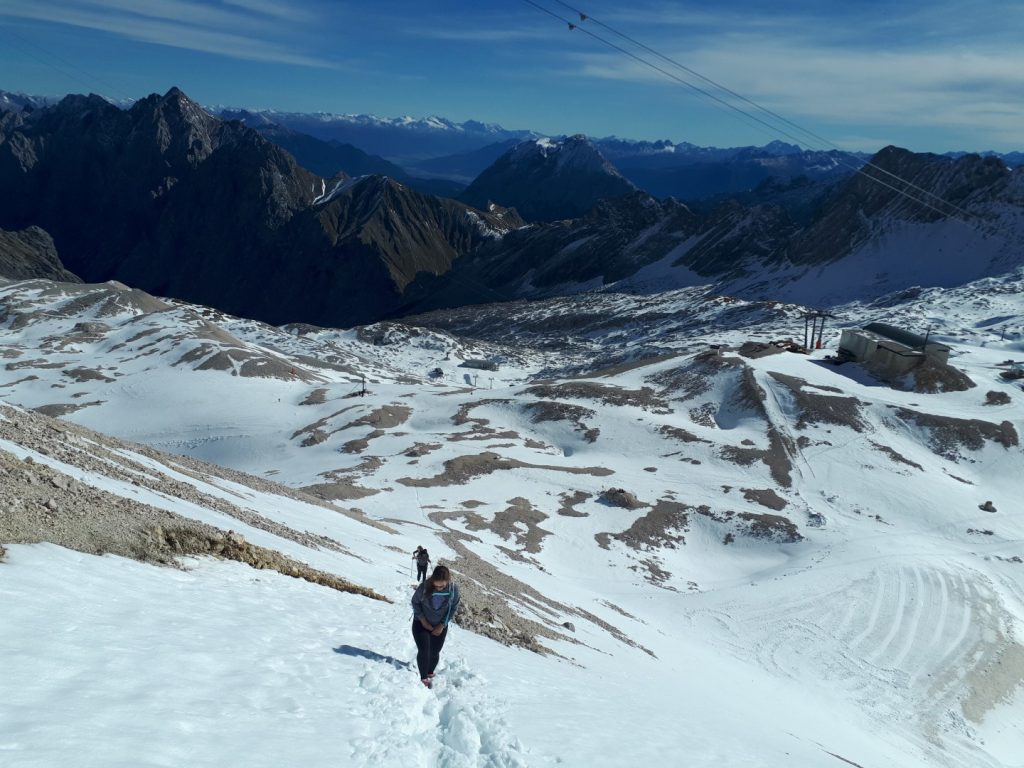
[411, 585, 433, 631]
[433, 584, 459, 634]
[448, 584, 460, 625]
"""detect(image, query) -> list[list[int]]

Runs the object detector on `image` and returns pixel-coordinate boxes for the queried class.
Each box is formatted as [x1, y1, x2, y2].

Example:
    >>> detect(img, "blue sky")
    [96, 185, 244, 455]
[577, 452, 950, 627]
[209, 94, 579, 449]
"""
[0, 0, 1022, 153]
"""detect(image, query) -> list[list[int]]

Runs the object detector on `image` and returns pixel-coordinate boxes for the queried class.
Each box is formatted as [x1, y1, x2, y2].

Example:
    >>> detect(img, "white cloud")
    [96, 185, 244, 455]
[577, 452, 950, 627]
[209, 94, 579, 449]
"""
[0, 0, 333, 68]
[566, 35, 1024, 150]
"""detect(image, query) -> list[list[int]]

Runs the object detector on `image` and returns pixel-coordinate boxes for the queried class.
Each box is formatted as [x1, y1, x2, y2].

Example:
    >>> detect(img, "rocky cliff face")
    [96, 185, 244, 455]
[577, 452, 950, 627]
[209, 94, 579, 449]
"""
[0, 226, 80, 282]
[409, 146, 1024, 311]
[0, 88, 521, 327]
[783, 146, 1016, 265]
[460, 135, 637, 222]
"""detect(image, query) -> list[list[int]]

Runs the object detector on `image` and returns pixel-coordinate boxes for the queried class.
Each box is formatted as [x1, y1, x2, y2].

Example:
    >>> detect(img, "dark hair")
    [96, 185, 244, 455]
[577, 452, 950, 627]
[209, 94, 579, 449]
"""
[424, 565, 451, 597]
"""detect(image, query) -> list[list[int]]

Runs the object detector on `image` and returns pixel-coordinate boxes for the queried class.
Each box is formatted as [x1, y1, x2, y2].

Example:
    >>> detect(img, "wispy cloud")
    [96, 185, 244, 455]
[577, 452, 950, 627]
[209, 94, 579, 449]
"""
[412, 26, 561, 42]
[221, 0, 312, 22]
[557, 4, 1024, 151]
[0, 0, 334, 68]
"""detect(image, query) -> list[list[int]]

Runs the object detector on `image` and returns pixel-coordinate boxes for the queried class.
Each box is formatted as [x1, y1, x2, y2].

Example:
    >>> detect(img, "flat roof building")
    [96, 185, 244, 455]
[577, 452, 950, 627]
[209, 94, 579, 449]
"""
[839, 323, 951, 379]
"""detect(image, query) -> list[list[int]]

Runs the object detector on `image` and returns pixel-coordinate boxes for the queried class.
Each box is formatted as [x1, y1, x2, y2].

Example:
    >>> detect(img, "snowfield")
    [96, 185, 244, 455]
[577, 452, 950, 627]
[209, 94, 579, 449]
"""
[1, 273, 1023, 767]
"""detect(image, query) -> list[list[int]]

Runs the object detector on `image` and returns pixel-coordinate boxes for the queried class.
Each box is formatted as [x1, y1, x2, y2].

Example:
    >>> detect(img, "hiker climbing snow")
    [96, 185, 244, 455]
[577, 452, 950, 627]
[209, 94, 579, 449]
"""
[411, 565, 460, 688]
[412, 546, 430, 582]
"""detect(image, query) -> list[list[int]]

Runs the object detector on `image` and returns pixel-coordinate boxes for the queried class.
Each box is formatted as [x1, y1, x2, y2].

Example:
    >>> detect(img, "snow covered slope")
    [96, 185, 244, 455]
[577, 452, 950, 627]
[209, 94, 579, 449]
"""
[1, 274, 1023, 767]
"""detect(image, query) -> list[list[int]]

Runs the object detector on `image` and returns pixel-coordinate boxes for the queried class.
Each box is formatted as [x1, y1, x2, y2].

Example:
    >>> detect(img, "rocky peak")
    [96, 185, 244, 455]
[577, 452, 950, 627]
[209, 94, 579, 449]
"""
[127, 86, 221, 166]
[461, 134, 636, 222]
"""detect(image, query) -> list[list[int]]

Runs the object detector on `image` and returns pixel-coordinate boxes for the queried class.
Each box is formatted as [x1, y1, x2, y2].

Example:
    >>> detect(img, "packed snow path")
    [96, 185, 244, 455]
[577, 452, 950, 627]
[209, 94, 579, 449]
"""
[0, 546, 537, 768]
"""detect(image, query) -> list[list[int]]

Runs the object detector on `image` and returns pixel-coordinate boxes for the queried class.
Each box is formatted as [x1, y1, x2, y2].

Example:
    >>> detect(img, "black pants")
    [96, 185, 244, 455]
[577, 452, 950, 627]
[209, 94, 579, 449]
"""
[412, 621, 447, 679]
[416, 564, 427, 581]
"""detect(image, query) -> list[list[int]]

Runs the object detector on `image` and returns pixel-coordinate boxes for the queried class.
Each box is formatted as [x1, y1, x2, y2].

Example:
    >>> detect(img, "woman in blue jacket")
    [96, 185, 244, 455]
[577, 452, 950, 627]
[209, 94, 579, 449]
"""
[411, 565, 460, 688]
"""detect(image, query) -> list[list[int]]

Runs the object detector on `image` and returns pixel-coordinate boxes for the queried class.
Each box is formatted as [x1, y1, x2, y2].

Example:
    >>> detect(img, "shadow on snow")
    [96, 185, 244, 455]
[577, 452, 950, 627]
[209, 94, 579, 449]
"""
[334, 644, 411, 671]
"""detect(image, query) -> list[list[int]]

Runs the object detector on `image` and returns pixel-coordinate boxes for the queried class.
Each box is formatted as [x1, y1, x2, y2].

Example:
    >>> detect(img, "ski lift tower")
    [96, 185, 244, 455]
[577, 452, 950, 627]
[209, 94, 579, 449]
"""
[802, 310, 836, 351]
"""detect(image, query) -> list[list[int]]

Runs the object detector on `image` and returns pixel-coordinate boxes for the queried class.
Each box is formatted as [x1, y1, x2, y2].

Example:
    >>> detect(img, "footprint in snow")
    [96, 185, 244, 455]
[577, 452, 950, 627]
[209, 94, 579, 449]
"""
[426, 657, 534, 768]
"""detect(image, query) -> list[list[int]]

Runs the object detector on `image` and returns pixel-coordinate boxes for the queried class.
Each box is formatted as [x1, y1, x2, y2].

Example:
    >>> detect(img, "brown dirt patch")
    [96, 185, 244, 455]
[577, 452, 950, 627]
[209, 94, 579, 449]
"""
[461, 496, 551, 555]
[985, 391, 1011, 406]
[892, 408, 1019, 459]
[647, 350, 744, 400]
[741, 488, 788, 511]
[0, 444, 385, 602]
[429, 510, 654, 657]
[301, 388, 328, 405]
[63, 367, 115, 383]
[870, 442, 924, 470]
[908, 358, 975, 394]
[768, 372, 868, 432]
[397, 452, 613, 487]
[525, 400, 597, 442]
[736, 512, 803, 542]
[452, 399, 511, 426]
[343, 404, 413, 430]
[596, 500, 690, 551]
[525, 382, 672, 413]
[32, 401, 104, 417]
[558, 490, 592, 517]
[659, 425, 710, 444]
[720, 427, 794, 488]
[300, 481, 380, 501]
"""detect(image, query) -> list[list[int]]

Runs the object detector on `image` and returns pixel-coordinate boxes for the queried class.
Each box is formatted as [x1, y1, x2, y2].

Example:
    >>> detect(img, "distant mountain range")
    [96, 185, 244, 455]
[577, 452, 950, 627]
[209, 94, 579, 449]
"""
[2, 87, 1023, 328]
[402, 145, 1024, 311]
[215, 106, 539, 163]
[0, 88, 520, 326]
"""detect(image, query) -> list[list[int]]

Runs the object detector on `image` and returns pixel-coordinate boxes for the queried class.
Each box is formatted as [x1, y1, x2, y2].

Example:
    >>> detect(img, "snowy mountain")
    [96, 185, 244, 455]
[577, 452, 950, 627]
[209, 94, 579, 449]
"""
[460, 135, 638, 222]
[0, 89, 56, 113]
[596, 136, 866, 201]
[1, 271, 1022, 767]
[408, 146, 1024, 311]
[215, 106, 539, 162]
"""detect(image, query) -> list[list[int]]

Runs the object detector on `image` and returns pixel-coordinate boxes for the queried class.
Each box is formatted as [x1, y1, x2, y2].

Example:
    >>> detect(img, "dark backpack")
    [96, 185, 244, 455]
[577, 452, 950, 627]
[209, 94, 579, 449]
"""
[417, 550, 430, 566]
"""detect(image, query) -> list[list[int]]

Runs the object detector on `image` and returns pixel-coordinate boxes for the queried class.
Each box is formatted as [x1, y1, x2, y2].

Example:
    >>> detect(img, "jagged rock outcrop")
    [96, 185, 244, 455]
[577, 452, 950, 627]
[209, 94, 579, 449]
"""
[0, 88, 521, 327]
[783, 146, 1017, 266]
[0, 226, 80, 282]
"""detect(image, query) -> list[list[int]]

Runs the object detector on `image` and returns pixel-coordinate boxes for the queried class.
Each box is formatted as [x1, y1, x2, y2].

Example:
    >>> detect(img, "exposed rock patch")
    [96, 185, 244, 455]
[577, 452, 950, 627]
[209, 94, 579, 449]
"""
[397, 452, 613, 487]
[647, 350, 743, 401]
[430, 510, 654, 657]
[768, 372, 868, 432]
[558, 490, 592, 517]
[596, 499, 689, 551]
[659, 424, 710, 444]
[600, 487, 645, 509]
[741, 488, 788, 511]
[870, 441, 924, 470]
[524, 400, 598, 442]
[907, 358, 975, 394]
[985, 391, 1011, 406]
[458, 496, 551, 555]
[719, 427, 794, 488]
[32, 401, 104, 417]
[301, 388, 328, 405]
[343, 404, 413, 430]
[892, 408, 1018, 459]
[525, 381, 671, 413]
[0, 446, 385, 602]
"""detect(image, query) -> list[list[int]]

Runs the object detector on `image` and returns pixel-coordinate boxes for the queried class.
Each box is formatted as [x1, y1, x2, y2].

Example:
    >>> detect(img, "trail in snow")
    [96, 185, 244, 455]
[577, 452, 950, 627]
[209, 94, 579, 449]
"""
[343, 587, 535, 768]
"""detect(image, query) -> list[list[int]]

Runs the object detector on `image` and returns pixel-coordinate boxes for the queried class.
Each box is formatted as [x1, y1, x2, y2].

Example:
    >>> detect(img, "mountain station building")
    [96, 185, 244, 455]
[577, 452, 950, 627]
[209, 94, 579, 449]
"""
[838, 323, 951, 378]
